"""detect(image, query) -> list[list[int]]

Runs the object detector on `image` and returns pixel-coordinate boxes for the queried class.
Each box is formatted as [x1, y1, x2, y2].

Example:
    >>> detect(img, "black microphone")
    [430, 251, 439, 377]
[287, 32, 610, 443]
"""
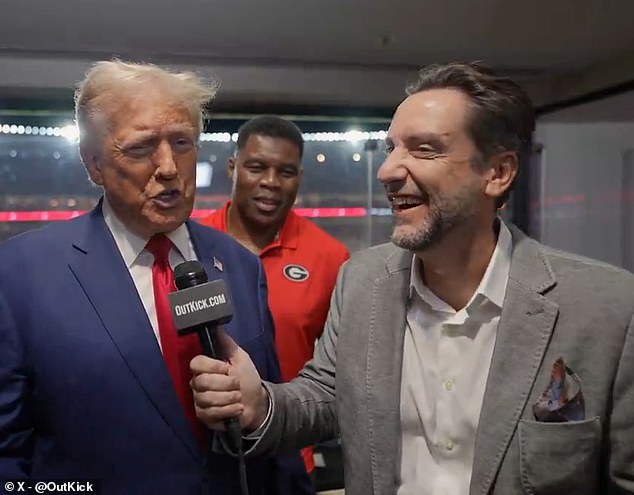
[168, 260, 250, 495]
[167, 260, 242, 443]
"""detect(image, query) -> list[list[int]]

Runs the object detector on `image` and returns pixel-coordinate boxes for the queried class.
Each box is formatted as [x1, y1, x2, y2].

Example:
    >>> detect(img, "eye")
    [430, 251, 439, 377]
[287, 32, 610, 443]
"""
[411, 147, 437, 158]
[280, 167, 298, 178]
[245, 163, 265, 172]
[385, 145, 394, 155]
[172, 137, 195, 152]
[124, 144, 153, 158]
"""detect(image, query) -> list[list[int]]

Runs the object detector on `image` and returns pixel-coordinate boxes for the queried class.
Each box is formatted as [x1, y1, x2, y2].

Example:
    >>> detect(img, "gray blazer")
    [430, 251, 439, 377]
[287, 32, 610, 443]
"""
[253, 225, 634, 495]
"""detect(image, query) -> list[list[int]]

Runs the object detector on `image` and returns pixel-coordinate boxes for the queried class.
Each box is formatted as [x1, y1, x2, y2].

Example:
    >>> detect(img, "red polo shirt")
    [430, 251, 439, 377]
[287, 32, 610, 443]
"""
[200, 202, 349, 472]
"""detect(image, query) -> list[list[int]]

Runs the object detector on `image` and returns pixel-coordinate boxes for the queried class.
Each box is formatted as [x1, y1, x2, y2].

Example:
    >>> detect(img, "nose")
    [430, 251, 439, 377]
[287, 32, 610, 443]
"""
[260, 168, 280, 189]
[377, 147, 408, 187]
[154, 140, 178, 179]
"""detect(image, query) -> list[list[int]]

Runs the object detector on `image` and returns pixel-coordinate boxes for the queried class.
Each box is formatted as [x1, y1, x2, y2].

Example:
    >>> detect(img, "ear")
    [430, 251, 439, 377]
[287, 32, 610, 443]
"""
[483, 151, 518, 203]
[80, 144, 104, 186]
[227, 156, 236, 180]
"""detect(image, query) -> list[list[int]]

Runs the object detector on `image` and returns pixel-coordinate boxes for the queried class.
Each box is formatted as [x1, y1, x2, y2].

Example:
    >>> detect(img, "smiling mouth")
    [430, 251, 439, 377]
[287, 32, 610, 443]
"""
[388, 195, 426, 211]
[254, 197, 281, 212]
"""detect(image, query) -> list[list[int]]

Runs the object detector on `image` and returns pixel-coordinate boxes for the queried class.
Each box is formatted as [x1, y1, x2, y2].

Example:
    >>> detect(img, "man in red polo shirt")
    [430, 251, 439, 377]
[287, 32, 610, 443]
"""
[200, 116, 349, 477]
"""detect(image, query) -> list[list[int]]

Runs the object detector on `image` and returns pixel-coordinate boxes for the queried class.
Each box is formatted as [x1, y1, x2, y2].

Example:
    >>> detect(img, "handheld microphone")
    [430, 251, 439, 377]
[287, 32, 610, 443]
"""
[167, 260, 243, 448]
[168, 260, 233, 360]
[168, 260, 249, 495]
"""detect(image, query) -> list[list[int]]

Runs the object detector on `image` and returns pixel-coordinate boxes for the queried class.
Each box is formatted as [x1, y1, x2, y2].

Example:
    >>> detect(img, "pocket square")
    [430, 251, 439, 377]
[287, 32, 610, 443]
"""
[533, 357, 585, 422]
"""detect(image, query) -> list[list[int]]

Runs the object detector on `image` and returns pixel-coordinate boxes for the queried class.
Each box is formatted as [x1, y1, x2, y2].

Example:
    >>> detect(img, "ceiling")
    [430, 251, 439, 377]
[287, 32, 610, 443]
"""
[540, 89, 634, 122]
[1, 0, 633, 113]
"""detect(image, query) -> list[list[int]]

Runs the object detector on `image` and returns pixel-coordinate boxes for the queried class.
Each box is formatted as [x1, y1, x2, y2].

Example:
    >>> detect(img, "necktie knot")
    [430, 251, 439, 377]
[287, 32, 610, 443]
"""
[146, 234, 172, 265]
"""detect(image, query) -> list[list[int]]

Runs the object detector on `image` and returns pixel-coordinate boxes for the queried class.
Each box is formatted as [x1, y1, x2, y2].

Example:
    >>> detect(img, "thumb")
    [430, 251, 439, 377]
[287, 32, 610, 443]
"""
[216, 325, 240, 361]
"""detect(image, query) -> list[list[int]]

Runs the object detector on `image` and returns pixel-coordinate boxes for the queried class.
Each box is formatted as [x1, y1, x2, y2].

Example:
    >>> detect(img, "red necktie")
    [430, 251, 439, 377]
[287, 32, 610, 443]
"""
[145, 234, 205, 447]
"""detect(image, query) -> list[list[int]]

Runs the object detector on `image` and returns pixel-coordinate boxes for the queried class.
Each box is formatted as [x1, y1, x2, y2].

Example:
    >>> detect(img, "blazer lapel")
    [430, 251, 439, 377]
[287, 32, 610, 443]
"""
[470, 226, 559, 495]
[188, 220, 265, 347]
[187, 220, 220, 288]
[68, 207, 200, 460]
[367, 248, 411, 495]
[187, 221, 237, 341]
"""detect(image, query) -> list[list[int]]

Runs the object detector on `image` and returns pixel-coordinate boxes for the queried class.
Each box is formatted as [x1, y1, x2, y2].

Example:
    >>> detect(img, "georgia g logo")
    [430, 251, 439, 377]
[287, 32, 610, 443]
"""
[283, 264, 310, 282]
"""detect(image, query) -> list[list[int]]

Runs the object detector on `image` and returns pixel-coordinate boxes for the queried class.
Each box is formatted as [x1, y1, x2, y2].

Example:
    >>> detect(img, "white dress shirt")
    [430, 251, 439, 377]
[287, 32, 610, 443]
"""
[397, 222, 512, 495]
[102, 198, 197, 350]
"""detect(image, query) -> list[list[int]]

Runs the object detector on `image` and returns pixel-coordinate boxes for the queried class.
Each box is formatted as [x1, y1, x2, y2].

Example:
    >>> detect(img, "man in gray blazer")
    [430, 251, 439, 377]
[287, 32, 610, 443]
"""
[190, 62, 634, 494]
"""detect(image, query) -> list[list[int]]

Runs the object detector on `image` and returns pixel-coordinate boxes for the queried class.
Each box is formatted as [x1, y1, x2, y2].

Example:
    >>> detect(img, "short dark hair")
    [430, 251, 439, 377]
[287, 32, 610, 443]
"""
[236, 115, 304, 158]
[407, 62, 535, 206]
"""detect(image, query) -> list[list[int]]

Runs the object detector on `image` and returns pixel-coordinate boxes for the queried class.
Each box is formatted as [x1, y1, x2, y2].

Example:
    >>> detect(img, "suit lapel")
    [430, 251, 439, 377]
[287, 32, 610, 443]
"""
[470, 227, 559, 495]
[188, 220, 265, 347]
[367, 248, 411, 495]
[68, 207, 200, 460]
[187, 222, 236, 340]
[188, 220, 221, 287]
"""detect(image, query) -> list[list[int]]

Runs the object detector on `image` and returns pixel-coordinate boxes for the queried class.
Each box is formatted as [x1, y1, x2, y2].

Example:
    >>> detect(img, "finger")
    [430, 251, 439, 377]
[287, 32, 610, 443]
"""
[190, 354, 230, 375]
[195, 403, 244, 429]
[193, 390, 242, 408]
[190, 373, 240, 393]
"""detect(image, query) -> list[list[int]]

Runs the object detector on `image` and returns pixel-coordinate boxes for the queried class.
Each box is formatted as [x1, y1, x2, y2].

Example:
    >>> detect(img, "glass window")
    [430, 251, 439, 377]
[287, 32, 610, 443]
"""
[531, 90, 634, 268]
[0, 116, 393, 252]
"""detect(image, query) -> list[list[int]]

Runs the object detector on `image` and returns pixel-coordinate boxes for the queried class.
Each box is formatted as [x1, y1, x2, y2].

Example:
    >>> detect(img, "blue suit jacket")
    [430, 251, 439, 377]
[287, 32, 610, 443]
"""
[0, 205, 312, 495]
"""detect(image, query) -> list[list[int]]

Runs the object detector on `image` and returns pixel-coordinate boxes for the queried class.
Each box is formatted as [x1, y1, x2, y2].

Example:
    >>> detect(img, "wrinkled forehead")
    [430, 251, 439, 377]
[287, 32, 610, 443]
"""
[238, 134, 302, 164]
[388, 89, 472, 139]
[96, 84, 198, 131]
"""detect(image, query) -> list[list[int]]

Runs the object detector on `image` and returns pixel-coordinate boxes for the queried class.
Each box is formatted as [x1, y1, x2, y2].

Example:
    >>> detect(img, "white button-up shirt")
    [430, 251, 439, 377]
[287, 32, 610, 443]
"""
[102, 198, 196, 349]
[398, 222, 512, 495]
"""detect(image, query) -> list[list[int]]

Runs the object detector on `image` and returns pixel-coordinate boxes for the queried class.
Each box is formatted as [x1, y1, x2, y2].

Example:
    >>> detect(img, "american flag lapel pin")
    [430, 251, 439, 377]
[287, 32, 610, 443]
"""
[213, 256, 224, 272]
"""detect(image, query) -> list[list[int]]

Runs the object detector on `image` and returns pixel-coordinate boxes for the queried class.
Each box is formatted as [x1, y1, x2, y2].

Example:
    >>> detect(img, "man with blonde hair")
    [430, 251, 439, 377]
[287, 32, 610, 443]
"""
[0, 60, 309, 495]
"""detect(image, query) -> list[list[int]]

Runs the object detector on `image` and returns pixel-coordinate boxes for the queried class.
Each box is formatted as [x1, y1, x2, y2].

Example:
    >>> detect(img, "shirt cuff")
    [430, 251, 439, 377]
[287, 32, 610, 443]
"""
[242, 385, 272, 440]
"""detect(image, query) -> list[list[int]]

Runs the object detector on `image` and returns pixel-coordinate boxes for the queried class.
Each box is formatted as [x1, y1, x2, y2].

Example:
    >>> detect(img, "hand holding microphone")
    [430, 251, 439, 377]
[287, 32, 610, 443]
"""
[168, 261, 261, 495]
[167, 261, 268, 433]
[189, 330, 269, 432]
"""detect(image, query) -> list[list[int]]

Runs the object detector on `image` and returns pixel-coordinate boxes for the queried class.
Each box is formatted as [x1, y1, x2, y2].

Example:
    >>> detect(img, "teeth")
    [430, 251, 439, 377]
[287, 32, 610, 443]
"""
[391, 197, 422, 206]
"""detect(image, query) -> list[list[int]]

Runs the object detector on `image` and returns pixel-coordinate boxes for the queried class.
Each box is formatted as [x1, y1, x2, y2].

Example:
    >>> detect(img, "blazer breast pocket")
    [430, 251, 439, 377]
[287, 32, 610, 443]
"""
[519, 417, 601, 495]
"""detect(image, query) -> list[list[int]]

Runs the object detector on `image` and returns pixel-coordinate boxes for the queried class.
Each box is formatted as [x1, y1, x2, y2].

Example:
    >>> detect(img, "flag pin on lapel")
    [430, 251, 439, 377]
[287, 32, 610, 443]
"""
[213, 256, 224, 272]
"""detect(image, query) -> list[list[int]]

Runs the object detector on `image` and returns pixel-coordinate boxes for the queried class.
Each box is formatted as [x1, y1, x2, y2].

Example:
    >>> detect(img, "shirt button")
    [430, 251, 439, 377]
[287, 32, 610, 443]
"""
[443, 379, 454, 391]
[445, 439, 455, 451]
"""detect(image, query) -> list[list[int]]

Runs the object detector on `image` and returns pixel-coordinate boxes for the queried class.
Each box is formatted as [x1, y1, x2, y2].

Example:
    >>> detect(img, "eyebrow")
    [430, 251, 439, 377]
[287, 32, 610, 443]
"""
[386, 132, 450, 150]
[243, 158, 300, 170]
[129, 123, 195, 136]
[165, 123, 196, 135]
[122, 124, 196, 143]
